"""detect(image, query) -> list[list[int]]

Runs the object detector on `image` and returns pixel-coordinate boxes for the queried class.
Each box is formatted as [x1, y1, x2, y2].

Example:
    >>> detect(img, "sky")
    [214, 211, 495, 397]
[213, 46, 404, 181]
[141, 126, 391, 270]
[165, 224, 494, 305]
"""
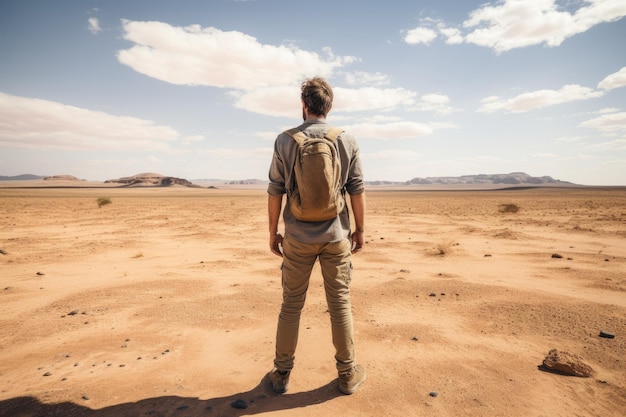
[1, 0, 625, 185]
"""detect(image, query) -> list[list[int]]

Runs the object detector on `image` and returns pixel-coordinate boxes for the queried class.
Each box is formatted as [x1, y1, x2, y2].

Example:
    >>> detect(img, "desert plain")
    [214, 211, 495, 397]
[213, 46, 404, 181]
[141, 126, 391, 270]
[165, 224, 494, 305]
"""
[0, 184, 625, 417]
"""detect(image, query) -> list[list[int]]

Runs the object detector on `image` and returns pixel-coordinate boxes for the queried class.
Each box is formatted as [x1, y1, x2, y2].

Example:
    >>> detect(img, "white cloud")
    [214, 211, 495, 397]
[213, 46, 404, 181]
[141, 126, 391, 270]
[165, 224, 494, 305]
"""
[0, 92, 179, 151]
[463, 0, 626, 53]
[232, 85, 419, 118]
[88, 17, 101, 34]
[598, 66, 626, 91]
[404, 27, 438, 45]
[478, 84, 604, 112]
[344, 71, 391, 87]
[412, 93, 457, 114]
[439, 26, 464, 44]
[231, 86, 300, 118]
[117, 20, 356, 90]
[595, 107, 620, 114]
[343, 121, 433, 140]
[333, 87, 417, 112]
[580, 111, 626, 132]
[404, 0, 626, 53]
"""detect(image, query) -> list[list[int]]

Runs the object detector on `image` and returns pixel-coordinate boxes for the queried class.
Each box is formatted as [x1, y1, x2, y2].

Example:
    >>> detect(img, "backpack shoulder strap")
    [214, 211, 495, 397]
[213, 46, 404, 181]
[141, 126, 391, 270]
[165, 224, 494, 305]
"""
[324, 127, 344, 142]
[284, 128, 308, 145]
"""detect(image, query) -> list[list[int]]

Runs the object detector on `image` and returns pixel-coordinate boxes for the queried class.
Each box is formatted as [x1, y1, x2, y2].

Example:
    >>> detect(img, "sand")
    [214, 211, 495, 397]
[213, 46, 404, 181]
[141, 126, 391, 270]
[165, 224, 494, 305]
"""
[0, 185, 624, 417]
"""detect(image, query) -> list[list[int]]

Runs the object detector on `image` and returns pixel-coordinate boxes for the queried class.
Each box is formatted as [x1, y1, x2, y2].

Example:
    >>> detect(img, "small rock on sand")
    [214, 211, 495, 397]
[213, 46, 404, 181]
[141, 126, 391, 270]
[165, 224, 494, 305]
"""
[541, 349, 595, 377]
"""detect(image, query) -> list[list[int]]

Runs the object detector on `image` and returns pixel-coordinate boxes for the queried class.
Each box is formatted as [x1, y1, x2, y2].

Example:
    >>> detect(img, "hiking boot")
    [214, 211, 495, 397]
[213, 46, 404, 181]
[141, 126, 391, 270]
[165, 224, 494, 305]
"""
[338, 365, 366, 395]
[269, 368, 290, 394]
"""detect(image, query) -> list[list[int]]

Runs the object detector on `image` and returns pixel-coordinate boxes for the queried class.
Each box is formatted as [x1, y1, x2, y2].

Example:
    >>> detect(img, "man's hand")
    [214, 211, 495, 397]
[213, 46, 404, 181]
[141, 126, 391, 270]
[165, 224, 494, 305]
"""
[270, 233, 284, 257]
[351, 231, 364, 254]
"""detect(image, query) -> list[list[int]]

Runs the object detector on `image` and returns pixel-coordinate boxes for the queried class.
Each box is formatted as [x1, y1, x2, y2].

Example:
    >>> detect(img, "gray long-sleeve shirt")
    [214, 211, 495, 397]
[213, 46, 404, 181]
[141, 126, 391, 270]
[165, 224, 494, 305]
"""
[267, 119, 364, 244]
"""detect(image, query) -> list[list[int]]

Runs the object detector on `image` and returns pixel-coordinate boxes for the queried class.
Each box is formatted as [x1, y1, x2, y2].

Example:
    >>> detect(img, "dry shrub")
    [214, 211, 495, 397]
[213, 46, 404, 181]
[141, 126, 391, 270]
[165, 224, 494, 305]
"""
[499, 203, 520, 213]
[435, 239, 457, 256]
[97, 197, 112, 208]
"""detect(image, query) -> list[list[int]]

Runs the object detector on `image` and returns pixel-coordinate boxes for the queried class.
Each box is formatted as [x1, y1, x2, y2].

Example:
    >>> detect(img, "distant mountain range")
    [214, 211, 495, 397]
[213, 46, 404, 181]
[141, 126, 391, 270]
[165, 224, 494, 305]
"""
[0, 174, 45, 181]
[367, 172, 574, 186]
[2, 172, 575, 186]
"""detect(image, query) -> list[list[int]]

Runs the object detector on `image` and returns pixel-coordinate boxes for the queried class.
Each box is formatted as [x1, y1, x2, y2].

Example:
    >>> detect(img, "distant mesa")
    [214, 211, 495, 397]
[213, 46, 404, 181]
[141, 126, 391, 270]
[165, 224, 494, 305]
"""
[104, 173, 197, 187]
[44, 175, 85, 181]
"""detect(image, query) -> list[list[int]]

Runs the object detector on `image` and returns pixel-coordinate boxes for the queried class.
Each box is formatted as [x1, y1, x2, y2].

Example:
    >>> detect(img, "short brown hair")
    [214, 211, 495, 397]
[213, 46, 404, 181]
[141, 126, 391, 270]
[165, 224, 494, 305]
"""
[301, 77, 333, 116]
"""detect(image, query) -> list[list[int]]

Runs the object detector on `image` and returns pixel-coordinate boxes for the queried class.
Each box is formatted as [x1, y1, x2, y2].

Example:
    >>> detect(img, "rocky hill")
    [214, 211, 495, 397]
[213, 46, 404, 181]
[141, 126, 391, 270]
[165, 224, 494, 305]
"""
[104, 173, 198, 187]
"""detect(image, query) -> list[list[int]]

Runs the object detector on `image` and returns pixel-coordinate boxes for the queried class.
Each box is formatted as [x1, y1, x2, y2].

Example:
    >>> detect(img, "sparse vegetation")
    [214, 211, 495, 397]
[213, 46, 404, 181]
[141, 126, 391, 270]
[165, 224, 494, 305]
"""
[499, 203, 520, 213]
[97, 197, 112, 208]
[435, 239, 457, 256]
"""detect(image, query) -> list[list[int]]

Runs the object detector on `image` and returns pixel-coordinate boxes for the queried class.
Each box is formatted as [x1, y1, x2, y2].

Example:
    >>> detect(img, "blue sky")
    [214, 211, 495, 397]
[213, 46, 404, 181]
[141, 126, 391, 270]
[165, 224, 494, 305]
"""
[1, 0, 625, 185]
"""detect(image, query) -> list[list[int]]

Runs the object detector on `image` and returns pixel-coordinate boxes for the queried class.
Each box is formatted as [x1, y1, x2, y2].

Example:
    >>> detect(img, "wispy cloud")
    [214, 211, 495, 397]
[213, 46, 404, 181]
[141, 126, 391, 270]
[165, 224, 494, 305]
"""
[344, 71, 391, 87]
[580, 112, 626, 132]
[88, 17, 101, 34]
[412, 93, 457, 115]
[342, 121, 433, 140]
[479, 85, 603, 113]
[598, 66, 626, 91]
[0, 92, 178, 151]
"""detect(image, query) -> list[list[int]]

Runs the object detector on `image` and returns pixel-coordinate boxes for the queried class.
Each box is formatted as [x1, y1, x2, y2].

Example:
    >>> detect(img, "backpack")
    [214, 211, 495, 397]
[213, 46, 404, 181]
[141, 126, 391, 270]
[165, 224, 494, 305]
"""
[285, 126, 345, 222]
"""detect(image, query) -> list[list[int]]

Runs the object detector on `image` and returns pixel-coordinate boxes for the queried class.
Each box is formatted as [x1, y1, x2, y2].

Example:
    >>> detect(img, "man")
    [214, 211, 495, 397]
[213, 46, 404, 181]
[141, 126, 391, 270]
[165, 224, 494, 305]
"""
[267, 77, 366, 395]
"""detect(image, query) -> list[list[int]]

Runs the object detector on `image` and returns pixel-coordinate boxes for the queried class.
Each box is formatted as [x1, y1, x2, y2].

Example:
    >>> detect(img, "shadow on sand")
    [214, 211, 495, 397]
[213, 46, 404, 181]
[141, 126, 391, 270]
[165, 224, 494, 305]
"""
[0, 374, 343, 417]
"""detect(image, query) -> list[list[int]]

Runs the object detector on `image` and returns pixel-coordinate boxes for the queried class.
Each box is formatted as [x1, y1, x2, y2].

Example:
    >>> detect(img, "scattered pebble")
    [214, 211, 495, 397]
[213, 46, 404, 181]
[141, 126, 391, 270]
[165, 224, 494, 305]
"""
[82, 395, 90, 401]
[429, 391, 438, 397]
[231, 399, 248, 409]
[36, 272, 45, 276]
[599, 331, 615, 339]
[429, 293, 436, 297]
[68, 310, 78, 316]
[551, 253, 563, 259]
[411, 337, 418, 341]
[43, 372, 51, 377]
[484, 254, 492, 257]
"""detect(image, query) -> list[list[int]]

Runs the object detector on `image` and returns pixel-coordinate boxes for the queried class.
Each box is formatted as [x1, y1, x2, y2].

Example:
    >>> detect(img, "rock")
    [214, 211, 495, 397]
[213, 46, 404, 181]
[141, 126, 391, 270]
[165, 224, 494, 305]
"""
[429, 391, 438, 397]
[231, 399, 248, 409]
[551, 253, 563, 259]
[541, 349, 595, 377]
[0, 249, 7, 255]
[599, 331, 615, 339]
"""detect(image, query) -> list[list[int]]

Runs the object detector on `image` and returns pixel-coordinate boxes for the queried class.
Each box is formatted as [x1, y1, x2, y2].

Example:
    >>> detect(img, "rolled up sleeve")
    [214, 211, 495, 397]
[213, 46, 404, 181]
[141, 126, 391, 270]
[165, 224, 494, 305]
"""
[267, 140, 287, 196]
[345, 145, 365, 195]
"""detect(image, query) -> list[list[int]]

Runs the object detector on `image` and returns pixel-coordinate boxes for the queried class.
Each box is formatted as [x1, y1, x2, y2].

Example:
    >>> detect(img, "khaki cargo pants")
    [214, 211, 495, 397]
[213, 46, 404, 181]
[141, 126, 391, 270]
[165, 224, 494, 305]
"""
[274, 236, 356, 373]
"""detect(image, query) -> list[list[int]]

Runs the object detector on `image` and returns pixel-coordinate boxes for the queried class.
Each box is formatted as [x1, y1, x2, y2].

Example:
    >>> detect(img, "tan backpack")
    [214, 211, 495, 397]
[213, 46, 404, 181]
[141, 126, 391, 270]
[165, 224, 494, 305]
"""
[285, 127, 345, 222]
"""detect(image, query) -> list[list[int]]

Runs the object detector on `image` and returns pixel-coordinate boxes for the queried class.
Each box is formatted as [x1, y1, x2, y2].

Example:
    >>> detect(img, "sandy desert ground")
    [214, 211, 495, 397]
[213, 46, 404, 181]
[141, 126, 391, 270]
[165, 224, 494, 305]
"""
[0, 185, 625, 417]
